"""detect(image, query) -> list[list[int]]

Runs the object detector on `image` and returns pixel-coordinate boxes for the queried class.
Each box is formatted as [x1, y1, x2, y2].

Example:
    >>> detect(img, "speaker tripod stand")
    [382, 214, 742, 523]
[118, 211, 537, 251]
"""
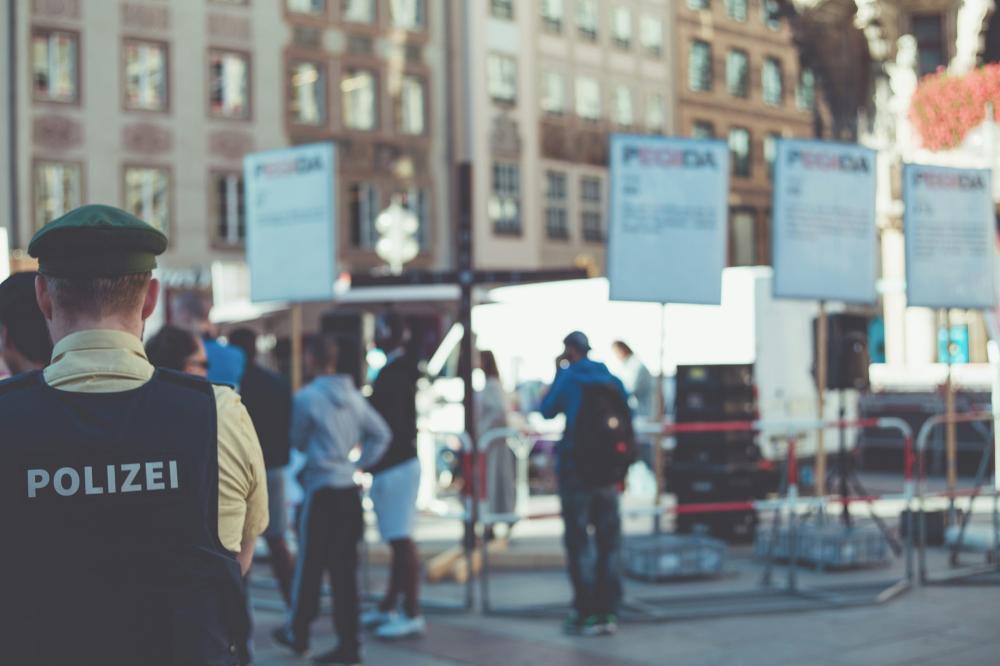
[819, 389, 902, 557]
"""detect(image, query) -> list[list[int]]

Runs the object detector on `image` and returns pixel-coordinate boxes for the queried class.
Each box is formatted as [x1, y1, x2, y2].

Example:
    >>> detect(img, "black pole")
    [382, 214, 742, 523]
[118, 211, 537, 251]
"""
[456, 163, 477, 606]
[839, 389, 850, 527]
[7, 0, 19, 249]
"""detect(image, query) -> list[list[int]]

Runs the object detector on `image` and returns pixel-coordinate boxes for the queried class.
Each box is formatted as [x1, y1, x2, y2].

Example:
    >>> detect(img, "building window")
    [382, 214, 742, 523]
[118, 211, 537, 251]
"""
[342, 69, 377, 130]
[797, 67, 816, 111]
[688, 0, 709, 9]
[389, 0, 425, 31]
[730, 209, 756, 266]
[348, 182, 379, 249]
[541, 0, 564, 33]
[490, 162, 521, 236]
[692, 120, 715, 139]
[729, 127, 751, 178]
[124, 40, 168, 112]
[913, 14, 945, 76]
[289, 60, 326, 126]
[640, 17, 663, 57]
[491, 0, 514, 20]
[726, 49, 749, 98]
[763, 57, 783, 106]
[32, 29, 79, 103]
[580, 176, 603, 243]
[762, 0, 780, 30]
[124, 166, 170, 234]
[287, 0, 326, 16]
[612, 7, 632, 50]
[545, 170, 569, 241]
[34, 161, 82, 230]
[488, 54, 517, 104]
[213, 172, 245, 246]
[646, 93, 665, 132]
[764, 133, 780, 179]
[726, 0, 747, 22]
[399, 75, 425, 135]
[541, 71, 566, 114]
[575, 76, 601, 120]
[613, 86, 633, 126]
[577, 0, 598, 41]
[689, 40, 712, 92]
[343, 0, 376, 23]
[209, 50, 250, 119]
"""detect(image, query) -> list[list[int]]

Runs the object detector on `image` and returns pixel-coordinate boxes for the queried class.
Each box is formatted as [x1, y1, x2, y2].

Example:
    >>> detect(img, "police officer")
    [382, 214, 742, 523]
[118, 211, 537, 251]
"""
[0, 205, 268, 666]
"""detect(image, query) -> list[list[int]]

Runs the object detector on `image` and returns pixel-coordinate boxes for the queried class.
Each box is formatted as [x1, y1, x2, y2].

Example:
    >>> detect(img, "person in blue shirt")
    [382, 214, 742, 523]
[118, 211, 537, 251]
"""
[170, 291, 245, 387]
[540, 331, 628, 637]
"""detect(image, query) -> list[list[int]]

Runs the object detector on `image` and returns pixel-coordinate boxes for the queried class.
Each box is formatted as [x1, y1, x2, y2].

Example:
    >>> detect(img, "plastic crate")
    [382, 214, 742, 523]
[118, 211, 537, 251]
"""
[623, 534, 727, 581]
[754, 524, 889, 569]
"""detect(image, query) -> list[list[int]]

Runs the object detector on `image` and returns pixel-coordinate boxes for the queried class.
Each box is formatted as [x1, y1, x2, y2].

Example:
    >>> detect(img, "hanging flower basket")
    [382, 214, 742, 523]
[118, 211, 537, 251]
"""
[910, 63, 1000, 151]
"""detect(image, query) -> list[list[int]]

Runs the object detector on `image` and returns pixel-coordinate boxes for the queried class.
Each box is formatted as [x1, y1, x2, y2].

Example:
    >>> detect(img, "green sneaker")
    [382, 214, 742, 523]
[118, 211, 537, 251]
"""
[599, 613, 619, 636]
[563, 612, 602, 636]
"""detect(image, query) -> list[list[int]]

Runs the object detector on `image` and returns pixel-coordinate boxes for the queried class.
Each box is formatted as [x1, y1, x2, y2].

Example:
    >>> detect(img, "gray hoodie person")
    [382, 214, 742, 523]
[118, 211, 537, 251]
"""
[290, 375, 392, 495]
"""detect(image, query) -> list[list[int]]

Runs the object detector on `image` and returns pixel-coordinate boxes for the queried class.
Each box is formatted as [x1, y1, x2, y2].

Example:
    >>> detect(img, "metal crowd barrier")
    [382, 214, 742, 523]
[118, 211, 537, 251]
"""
[250, 430, 476, 615]
[914, 412, 1000, 587]
[478, 417, 916, 622]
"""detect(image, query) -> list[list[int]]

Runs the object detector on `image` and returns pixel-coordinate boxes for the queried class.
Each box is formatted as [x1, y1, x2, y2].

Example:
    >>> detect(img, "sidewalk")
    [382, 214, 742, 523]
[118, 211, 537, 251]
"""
[251, 582, 998, 666]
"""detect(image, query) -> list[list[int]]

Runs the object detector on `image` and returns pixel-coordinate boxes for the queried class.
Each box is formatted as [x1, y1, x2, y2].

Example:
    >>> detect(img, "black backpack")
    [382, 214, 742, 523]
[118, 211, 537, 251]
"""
[572, 383, 638, 488]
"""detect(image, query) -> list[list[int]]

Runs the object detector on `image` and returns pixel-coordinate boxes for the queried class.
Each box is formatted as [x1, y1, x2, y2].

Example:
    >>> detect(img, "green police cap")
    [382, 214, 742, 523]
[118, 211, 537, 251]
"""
[28, 204, 168, 278]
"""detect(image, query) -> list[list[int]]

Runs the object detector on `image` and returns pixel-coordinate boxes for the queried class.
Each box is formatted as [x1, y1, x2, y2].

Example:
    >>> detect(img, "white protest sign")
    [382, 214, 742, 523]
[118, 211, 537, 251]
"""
[608, 134, 729, 304]
[904, 164, 994, 309]
[244, 143, 337, 303]
[772, 139, 878, 304]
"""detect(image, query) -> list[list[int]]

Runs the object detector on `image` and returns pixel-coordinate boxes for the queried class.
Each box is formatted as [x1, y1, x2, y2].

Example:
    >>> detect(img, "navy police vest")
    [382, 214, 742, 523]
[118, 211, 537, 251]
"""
[0, 370, 249, 666]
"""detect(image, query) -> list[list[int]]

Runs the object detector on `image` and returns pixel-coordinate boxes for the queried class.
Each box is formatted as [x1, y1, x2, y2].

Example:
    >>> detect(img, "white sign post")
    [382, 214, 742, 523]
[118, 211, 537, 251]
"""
[244, 142, 337, 303]
[607, 134, 730, 305]
[771, 139, 878, 499]
[608, 134, 729, 524]
[904, 164, 995, 507]
[903, 164, 995, 309]
[772, 139, 878, 304]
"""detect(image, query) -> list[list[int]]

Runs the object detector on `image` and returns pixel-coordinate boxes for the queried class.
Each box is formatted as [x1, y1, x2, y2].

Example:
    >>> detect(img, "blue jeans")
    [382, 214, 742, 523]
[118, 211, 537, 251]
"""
[558, 476, 623, 617]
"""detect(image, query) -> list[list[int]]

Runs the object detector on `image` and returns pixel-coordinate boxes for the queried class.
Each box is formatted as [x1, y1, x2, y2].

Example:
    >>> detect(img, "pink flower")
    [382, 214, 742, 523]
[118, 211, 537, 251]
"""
[911, 64, 1000, 150]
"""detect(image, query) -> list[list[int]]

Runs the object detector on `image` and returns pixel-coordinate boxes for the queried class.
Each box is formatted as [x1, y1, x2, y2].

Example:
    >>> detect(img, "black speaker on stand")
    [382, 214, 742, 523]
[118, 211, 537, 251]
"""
[814, 313, 871, 526]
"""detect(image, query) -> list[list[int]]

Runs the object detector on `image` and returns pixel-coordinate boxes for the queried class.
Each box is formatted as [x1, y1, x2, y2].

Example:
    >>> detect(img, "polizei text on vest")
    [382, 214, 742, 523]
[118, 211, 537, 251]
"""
[26, 461, 180, 498]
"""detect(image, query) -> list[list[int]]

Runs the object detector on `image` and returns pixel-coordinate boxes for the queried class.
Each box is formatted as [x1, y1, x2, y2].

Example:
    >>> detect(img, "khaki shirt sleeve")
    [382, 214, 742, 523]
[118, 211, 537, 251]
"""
[214, 386, 269, 553]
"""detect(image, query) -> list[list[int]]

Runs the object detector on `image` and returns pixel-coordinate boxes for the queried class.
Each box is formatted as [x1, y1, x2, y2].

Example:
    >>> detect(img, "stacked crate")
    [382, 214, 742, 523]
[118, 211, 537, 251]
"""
[667, 364, 779, 541]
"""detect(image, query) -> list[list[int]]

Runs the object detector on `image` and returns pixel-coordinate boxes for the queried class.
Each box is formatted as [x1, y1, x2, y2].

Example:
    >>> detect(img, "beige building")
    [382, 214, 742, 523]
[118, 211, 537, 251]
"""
[7, 0, 286, 276]
[2, 0, 451, 287]
[280, 0, 452, 274]
[452, 0, 676, 271]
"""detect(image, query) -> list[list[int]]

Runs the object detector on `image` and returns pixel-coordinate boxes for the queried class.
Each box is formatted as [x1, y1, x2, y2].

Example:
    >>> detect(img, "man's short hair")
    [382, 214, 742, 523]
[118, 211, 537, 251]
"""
[45, 272, 151, 322]
[307, 335, 340, 372]
[228, 328, 257, 363]
[145, 324, 200, 372]
[0, 272, 53, 365]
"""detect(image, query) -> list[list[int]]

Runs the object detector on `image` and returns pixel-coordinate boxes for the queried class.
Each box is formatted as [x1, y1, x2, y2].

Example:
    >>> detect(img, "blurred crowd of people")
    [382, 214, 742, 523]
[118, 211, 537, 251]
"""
[2, 266, 656, 658]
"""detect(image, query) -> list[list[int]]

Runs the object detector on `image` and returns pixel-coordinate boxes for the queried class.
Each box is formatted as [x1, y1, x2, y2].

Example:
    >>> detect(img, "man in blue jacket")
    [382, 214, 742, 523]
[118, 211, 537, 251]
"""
[540, 331, 628, 637]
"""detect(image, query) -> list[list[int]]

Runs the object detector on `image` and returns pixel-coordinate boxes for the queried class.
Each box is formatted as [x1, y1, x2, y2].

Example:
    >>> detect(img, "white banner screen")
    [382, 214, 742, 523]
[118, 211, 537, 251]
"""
[244, 143, 337, 303]
[608, 135, 730, 305]
[904, 164, 995, 309]
[772, 139, 878, 303]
